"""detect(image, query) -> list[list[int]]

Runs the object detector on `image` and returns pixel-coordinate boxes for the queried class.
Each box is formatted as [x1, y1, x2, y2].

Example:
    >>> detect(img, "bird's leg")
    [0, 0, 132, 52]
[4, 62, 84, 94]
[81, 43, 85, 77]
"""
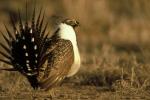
[47, 88, 56, 99]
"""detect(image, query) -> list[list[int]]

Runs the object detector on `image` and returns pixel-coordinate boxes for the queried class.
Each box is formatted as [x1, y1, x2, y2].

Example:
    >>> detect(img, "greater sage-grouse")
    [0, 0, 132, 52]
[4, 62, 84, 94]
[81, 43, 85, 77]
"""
[0, 6, 80, 90]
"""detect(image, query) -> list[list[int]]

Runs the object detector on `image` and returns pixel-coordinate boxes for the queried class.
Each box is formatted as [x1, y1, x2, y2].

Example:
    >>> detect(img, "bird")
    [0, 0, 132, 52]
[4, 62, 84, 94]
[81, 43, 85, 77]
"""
[0, 5, 80, 90]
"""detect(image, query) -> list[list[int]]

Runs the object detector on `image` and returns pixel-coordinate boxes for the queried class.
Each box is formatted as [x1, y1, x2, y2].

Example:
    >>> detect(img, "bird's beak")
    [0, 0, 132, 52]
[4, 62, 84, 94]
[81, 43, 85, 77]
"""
[73, 20, 80, 28]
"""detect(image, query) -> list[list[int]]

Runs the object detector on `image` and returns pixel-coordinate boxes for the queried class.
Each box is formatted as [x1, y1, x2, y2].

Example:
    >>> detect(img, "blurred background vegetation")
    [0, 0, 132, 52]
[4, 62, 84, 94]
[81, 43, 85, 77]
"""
[0, 0, 150, 45]
[0, 0, 150, 99]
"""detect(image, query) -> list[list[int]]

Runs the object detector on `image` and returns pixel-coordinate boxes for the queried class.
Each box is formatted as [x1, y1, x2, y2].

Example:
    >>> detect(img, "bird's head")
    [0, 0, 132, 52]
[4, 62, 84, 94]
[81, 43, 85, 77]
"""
[53, 18, 79, 43]
[62, 19, 79, 28]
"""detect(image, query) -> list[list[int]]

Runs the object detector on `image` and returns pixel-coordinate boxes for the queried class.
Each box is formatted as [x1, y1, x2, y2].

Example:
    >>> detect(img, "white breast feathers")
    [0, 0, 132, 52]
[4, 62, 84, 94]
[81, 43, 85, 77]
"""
[58, 23, 81, 77]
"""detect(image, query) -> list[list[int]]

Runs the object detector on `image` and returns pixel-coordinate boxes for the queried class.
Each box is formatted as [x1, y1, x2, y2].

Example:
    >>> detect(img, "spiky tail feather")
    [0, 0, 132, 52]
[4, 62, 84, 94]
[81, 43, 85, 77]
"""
[0, 3, 49, 89]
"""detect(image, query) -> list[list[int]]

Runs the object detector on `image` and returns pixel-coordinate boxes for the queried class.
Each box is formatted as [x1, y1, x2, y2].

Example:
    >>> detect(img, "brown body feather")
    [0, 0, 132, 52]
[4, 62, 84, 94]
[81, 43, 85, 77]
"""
[37, 39, 74, 90]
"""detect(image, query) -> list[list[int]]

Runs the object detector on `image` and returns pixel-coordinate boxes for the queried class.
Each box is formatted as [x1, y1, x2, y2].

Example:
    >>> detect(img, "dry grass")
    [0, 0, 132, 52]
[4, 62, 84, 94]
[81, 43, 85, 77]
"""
[0, 0, 150, 99]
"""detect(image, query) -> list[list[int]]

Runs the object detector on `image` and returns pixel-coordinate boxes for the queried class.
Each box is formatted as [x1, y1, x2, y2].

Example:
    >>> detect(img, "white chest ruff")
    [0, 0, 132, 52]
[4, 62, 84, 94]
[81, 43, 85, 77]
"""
[67, 45, 80, 77]
[58, 23, 81, 77]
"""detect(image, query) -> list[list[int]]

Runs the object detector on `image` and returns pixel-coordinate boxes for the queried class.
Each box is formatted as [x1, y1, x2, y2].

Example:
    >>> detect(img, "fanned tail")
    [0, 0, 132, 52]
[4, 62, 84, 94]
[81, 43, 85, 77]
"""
[0, 2, 50, 89]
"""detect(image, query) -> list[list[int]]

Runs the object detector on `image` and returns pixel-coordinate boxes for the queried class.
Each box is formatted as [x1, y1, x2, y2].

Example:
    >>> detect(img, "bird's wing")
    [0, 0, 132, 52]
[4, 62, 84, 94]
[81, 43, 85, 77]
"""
[37, 39, 74, 90]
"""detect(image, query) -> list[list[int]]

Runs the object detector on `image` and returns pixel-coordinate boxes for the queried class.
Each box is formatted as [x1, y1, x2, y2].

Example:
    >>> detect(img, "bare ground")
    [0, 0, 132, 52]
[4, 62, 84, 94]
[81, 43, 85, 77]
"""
[0, 82, 150, 100]
[0, 55, 150, 100]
